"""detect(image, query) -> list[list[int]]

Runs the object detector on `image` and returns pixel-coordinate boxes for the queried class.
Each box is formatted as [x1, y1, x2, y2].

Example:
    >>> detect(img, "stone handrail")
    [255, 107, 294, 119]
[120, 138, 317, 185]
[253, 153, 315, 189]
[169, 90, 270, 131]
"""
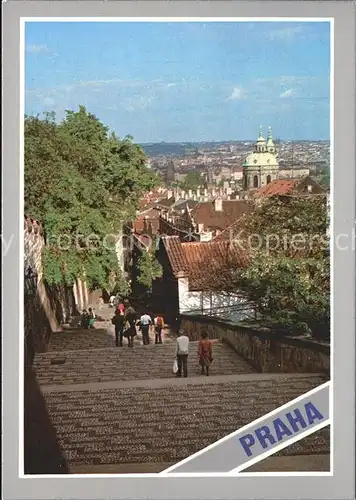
[180, 314, 330, 375]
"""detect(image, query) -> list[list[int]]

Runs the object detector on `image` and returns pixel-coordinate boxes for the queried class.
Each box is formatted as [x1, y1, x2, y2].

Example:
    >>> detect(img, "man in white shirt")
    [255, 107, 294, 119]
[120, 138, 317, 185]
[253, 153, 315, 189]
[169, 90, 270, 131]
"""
[176, 329, 190, 378]
[140, 312, 152, 345]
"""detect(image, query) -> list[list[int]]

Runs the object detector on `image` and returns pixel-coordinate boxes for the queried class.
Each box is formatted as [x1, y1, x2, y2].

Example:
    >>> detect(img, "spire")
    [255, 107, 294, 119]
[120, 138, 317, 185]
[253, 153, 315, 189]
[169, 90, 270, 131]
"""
[255, 125, 266, 152]
[266, 125, 275, 153]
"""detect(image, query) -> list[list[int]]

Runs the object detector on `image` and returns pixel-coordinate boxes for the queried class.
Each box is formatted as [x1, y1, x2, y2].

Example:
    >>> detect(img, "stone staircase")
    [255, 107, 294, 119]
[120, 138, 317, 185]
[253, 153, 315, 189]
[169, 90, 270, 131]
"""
[34, 340, 255, 386]
[42, 375, 329, 471]
[32, 324, 330, 474]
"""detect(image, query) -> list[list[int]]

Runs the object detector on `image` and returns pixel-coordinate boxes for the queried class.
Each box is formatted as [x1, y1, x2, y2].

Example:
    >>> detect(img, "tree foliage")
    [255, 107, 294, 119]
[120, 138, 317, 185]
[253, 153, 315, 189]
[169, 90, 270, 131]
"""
[136, 242, 163, 290]
[211, 196, 330, 339]
[237, 196, 329, 258]
[314, 165, 330, 190]
[181, 171, 202, 190]
[25, 106, 159, 289]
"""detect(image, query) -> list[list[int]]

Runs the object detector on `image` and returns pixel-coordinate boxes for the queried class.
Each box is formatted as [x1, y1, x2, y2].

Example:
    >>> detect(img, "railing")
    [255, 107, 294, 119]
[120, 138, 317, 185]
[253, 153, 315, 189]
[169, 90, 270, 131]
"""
[180, 313, 330, 375]
[184, 302, 257, 322]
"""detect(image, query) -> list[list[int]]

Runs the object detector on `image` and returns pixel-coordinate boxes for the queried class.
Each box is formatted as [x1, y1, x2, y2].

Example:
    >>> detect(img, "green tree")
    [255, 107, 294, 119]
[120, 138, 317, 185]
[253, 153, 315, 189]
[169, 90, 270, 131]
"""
[316, 165, 330, 189]
[181, 171, 202, 190]
[25, 106, 159, 290]
[206, 196, 330, 339]
[136, 242, 163, 290]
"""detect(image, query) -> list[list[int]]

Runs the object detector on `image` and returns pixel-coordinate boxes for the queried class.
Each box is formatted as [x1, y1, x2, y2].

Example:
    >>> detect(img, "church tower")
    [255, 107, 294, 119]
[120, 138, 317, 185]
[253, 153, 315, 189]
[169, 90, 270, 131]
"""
[165, 160, 175, 185]
[242, 126, 279, 190]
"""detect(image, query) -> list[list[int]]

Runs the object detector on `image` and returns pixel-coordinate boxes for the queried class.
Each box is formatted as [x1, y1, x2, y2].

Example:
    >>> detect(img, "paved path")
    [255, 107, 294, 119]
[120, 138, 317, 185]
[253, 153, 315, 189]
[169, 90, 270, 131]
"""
[69, 454, 330, 474]
[34, 340, 254, 386]
[43, 374, 329, 469]
[40, 371, 325, 393]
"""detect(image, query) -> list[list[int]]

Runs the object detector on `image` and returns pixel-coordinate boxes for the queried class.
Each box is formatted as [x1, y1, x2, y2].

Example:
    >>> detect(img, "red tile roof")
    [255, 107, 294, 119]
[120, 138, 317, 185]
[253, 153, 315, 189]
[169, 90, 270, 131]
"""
[191, 200, 252, 232]
[213, 218, 247, 241]
[161, 236, 248, 291]
[134, 208, 161, 235]
[161, 236, 190, 276]
[253, 179, 297, 197]
[253, 177, 326, 198]
[139, 188, 169, 210]
[182, 240, 249, 290]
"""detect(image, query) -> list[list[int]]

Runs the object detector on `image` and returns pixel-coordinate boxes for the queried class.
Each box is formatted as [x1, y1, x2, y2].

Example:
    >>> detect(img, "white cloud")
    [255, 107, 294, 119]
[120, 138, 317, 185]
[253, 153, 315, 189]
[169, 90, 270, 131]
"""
[76, 79, 119, 88]
[43, 97, 55, 106]
[267, 26, 304, 41]
[26, 44, 50, 54]
[123, 96, 154, 112]
[280, 88, 296, 99]
[228, 87, 246, 100]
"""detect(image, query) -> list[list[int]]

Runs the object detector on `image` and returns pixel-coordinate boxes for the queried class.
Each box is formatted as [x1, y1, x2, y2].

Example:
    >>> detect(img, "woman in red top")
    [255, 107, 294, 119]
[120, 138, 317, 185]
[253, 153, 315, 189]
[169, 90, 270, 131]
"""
[198, 331, 213, 376]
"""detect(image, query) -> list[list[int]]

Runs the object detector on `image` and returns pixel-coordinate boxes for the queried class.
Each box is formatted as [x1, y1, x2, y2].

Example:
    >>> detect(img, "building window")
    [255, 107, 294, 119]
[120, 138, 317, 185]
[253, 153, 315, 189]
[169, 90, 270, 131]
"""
[253, 175, 259, 188]
[266, 175, 271, 184]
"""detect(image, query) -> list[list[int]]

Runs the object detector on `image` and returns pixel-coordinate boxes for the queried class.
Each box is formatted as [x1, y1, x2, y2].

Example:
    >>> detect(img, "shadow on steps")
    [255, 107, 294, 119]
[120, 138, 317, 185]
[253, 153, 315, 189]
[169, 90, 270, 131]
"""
[24, 363, 69, 474]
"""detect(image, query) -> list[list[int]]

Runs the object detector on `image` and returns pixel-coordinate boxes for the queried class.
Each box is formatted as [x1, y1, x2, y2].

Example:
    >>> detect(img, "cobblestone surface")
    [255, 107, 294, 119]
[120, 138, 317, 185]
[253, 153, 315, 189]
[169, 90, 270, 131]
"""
[31, 316, 330, 472]
[34, 340, 254, 385]
[43, 375, 329, 467]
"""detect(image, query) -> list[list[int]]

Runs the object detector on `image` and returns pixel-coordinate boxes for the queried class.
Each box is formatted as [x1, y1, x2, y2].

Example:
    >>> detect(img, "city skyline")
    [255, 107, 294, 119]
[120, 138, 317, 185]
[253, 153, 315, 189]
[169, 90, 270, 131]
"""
[25, 20, 331, 143]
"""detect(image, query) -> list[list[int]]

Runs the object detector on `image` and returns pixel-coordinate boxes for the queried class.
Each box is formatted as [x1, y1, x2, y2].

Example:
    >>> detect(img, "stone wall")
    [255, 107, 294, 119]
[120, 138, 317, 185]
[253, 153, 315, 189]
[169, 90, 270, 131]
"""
[24, 216, 80, 355]
[180, 314, 330, 375]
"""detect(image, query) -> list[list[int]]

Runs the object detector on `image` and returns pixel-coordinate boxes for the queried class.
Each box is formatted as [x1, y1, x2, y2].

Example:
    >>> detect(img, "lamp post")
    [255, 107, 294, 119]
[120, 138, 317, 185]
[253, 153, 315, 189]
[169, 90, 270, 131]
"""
[24, 266, 38, 365]
[24, 266, 38, 297]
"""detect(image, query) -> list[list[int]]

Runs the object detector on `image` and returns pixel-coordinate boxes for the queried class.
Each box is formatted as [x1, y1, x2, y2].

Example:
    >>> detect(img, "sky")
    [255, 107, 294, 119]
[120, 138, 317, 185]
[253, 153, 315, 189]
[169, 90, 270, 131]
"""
[25, 21, 331, 143]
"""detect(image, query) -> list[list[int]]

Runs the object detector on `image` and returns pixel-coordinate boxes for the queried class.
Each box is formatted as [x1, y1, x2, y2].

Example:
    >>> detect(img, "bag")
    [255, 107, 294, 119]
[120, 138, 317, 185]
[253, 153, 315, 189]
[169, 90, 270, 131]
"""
[173, 358, 178, 374]
[89, 318, 95, 327]
[124, 320, 130, 331]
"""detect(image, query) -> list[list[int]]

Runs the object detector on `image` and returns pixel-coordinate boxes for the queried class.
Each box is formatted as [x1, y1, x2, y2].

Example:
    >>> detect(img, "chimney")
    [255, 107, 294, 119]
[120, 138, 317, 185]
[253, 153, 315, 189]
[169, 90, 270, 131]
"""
[214, 198, 223, 212]
[307, 185, 313, 193]
[212, 188, 216, 197]
[188, 189, 193, 198]
[181, 190, 185, 200]
[196, 188, 200, 199]
[204, 188, 208, 197]
[167, 189, 173, 199]
[198, 223, 204, 233]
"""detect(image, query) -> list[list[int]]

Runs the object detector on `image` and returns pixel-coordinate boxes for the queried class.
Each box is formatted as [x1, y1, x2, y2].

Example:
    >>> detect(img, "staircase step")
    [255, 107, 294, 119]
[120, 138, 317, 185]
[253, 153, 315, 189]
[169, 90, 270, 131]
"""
[48, 329, 116, 352]
[34, 342, 255, 386]
[43, 375, 329, 468]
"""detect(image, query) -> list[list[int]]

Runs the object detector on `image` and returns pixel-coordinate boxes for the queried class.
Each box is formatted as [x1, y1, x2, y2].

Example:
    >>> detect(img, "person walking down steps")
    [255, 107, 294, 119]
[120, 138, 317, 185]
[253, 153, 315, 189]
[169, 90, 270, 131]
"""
[198, 331, 213, 376]
[88, 308, 96, 329]
[139, 311, 152, 346]
[112, 308, 125, 347]
[175, 329, 190, 378]
[154, 313, 164, 344]
[123, 303, 137, 348]
[80, 310, 90, 329]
